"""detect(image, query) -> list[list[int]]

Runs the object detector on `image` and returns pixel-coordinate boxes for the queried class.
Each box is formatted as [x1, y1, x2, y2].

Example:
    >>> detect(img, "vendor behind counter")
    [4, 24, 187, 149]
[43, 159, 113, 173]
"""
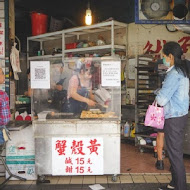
[62, 63, 96, 114]
[32, 58, 119, 120]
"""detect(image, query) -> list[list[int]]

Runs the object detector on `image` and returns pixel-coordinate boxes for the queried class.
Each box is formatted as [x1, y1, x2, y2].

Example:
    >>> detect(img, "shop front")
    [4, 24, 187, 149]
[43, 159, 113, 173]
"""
[3, 18, 190, 183]
[31, 57, 121, 182]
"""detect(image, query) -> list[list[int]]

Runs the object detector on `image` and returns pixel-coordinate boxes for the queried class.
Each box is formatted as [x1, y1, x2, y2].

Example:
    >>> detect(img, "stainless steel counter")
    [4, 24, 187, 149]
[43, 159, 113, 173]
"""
[7, 121, 32, 131]
[33, 119, 120, 176]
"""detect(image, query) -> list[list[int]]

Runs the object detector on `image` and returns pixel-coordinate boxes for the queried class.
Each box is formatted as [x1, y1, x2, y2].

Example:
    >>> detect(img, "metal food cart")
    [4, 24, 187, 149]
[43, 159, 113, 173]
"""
[31, 57, 121, 181]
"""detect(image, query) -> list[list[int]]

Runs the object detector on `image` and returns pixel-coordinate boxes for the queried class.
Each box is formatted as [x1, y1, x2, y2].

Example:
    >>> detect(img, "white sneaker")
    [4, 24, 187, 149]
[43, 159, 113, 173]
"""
[167, 184, 175, 189]
[158, 184, 175, 190]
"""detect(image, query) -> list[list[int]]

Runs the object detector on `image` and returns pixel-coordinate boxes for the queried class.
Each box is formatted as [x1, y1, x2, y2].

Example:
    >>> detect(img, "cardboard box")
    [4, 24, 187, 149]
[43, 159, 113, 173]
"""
[5, 126, 36, 180]
[6, 160, 37, 180]
[6, 126, 35, 157]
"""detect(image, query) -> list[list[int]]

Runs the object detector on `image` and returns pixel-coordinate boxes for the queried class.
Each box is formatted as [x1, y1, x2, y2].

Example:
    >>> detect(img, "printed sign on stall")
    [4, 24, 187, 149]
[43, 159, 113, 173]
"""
[52, 137, 103, 175]
[101, 61, 121, 87]
[30, 61, 50, 89]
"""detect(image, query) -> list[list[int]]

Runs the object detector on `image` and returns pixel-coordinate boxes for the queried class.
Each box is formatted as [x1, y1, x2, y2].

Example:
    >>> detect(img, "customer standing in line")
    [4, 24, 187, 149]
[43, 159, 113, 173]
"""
[156, 42, 189, 190]
[155, 63, 168, 171]
[155, 130, 165, 170]
[0, 68, 11, 144]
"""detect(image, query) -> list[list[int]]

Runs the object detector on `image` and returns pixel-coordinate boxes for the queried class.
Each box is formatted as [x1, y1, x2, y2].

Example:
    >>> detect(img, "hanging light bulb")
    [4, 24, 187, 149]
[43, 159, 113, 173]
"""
[85, 2, 92, 25]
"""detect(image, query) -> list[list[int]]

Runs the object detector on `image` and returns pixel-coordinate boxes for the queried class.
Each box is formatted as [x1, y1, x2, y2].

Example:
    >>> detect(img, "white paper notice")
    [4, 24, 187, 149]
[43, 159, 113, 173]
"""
[89, 184, 105, 190]
[30, 61, 50, 89]
[52, 137, 104, 175]
[101, 61, 121, 87]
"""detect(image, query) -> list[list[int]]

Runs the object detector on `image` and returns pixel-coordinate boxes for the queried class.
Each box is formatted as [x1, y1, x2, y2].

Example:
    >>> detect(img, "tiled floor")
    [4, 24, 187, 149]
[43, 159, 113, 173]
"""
[0, 174, 179, 185]
[1, 142, 190, 189]
[121, 142, 190, 173]
[3, 183, 190, 190]
[1, 174, 190, 190]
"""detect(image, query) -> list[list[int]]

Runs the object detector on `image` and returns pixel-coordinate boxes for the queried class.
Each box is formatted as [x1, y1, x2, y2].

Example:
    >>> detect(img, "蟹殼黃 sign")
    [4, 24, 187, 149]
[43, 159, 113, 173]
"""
[52, 137, 103, 175]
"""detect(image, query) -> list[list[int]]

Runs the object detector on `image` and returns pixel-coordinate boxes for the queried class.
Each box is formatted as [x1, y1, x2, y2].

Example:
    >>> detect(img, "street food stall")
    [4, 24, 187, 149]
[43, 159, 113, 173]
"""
[31, 57, 121, 181]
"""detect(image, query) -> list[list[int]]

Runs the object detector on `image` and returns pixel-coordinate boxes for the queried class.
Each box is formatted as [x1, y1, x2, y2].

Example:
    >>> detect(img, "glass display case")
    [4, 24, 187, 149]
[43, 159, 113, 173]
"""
[30, 57, 121, 121]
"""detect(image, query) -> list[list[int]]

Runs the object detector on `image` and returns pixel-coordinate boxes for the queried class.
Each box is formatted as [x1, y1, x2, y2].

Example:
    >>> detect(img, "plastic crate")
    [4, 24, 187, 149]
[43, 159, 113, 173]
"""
[49, 16, 63, 32]
[66, 43, 77, 49]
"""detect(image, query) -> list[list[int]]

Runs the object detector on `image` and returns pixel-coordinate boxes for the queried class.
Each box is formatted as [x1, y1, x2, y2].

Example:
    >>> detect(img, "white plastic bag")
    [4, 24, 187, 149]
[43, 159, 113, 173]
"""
[10, 42, 21, 80]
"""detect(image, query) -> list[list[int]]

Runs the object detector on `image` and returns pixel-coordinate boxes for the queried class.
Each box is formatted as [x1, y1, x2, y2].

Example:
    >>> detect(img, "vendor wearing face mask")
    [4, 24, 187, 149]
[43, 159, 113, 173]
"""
[63, 64, 96, 114]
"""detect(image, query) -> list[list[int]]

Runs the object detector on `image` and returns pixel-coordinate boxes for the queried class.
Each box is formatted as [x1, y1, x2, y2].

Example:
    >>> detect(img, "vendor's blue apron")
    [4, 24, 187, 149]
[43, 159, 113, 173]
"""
[63, 75, 89, 114]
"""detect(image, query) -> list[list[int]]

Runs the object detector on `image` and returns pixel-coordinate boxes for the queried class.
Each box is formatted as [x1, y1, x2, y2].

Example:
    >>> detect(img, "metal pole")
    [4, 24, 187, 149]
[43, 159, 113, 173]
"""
[4, 0, 10, 97]
[111, 20, 114, 56]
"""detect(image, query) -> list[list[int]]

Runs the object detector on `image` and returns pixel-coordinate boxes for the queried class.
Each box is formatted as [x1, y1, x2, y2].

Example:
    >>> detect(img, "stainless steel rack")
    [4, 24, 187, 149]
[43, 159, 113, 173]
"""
[135, 55, 159, 152]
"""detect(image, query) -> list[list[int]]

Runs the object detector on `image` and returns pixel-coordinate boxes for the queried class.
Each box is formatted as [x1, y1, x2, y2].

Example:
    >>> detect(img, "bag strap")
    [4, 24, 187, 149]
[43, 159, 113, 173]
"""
[152, 100, 158, 107]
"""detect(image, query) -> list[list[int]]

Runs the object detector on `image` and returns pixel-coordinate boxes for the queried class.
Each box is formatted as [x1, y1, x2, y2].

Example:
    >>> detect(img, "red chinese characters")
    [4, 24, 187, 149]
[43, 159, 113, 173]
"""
[87, 167, 92, 173]
[87, 139, 101, 155]
[178, 36, 190, 53]
[55, 140, 67, 155]
[65, 157, 73, 165]
[65, 166, 73, 173]
[71, 140, 85, 155]
[143, 37, 190, 55]
[143, 40, 166, 54]
[87, 158, 92, 164]
[53, 138, 103, 175]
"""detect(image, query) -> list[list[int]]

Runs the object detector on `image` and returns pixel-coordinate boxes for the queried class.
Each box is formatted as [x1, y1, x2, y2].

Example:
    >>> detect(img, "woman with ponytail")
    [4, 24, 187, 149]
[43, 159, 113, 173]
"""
[156, 42, 189, 190]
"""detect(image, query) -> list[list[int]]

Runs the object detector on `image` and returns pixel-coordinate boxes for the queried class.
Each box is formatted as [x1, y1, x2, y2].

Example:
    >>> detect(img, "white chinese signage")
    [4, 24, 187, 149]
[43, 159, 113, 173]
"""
[30, 61, 50, 89]
[101, 61, 121, 87]
[52, 137, 104, 175]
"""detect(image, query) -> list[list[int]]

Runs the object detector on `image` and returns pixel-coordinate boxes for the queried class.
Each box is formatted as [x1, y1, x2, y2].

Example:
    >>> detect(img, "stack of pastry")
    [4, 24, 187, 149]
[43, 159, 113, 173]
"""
[80, 111, 117, 119]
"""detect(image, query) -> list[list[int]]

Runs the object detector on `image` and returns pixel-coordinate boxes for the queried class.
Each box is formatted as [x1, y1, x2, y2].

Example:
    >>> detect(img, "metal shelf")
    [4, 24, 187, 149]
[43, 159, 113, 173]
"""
[27, 31, 62, 42]
[135, 55, 159, 146]
[136, 134, 156, 139]
[27, 20, 128, 60]
[63, 20, 127, 36]
[28, 54, 62, 60]
[64, 45, 126, 53]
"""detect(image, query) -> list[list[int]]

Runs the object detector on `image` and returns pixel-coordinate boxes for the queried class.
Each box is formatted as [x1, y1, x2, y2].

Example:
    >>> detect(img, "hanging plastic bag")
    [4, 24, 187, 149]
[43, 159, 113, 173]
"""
[10, 42, 21, 80]
[144, 101, 165, 129]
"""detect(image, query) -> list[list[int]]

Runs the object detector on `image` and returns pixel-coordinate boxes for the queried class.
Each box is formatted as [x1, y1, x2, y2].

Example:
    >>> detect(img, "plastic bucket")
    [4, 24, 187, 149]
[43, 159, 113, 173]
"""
[31, 12, 48, 36]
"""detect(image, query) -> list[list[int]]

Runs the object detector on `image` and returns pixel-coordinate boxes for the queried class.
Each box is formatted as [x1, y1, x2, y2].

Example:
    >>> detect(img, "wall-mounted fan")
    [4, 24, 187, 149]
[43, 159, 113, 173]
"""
[141, 0, 170, 19]
[166, 24, 178, 32]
